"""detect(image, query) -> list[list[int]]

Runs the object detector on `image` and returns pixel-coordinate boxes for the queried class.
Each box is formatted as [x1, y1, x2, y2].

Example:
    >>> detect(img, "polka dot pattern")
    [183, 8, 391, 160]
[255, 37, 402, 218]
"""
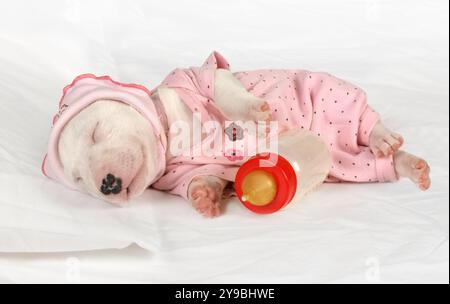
[234, 69, 396, 184]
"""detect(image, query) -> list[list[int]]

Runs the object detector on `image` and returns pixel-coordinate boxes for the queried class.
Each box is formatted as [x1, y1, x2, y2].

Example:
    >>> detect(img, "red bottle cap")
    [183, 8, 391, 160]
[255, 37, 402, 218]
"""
[235, 153, 297, 214]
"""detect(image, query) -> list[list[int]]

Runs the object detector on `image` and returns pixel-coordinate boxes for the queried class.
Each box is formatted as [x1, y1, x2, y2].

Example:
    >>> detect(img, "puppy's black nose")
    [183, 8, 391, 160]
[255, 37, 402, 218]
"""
[100, 174, 122, 195]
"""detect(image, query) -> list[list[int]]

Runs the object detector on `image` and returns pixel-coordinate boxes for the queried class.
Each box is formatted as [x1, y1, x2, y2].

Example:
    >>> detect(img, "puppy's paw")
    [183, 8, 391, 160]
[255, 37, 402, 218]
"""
[369, 122, 404, 157]
[394, 151, 431, 191]
[188, 177, 225, 218]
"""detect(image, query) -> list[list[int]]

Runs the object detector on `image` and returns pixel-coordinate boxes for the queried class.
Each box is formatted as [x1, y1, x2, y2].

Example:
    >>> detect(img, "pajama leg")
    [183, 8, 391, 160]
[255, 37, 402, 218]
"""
[315, 104, 398, 183]
[357, 105, 380, 147]
[307, 72, 398, 183]
[327, 146, 398, 183]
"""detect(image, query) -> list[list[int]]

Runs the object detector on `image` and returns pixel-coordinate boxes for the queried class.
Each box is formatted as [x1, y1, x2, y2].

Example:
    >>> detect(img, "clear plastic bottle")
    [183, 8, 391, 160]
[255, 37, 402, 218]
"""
[235, 129, 332, 214]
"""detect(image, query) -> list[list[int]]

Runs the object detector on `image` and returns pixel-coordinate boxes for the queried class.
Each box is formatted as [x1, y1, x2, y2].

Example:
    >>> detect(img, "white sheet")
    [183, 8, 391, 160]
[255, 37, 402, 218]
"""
[0, 0, 448, 283]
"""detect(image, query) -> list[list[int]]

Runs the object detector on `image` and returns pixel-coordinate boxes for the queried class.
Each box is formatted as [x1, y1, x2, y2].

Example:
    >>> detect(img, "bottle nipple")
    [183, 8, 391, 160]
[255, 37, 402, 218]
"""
[241, 170, 277, 206]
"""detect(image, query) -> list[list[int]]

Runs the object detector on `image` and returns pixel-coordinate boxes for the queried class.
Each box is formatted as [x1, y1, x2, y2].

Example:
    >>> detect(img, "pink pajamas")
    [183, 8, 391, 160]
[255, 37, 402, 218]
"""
[153, 52, 397, 198]
[233, 69, 398, 184]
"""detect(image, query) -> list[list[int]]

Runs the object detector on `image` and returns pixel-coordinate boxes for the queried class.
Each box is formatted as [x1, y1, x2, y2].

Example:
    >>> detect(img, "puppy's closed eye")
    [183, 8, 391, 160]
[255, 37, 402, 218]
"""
[91, 122, 100, 144]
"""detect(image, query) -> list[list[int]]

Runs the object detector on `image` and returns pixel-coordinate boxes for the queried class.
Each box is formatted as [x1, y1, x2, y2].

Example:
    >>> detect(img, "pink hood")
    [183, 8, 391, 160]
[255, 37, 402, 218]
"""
[42, 74, 167, 190]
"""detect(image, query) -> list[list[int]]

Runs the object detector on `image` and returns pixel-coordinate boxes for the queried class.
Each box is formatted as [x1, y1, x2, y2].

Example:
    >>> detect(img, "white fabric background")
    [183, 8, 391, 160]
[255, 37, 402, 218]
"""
[0, 0, 448, 283]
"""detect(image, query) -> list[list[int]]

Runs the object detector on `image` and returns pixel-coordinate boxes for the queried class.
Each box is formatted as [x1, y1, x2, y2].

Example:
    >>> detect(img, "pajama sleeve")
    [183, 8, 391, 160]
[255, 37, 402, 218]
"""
[152, 163, 238, 200]
[152, 52, 242, 200]
[159, 51, 232, 123]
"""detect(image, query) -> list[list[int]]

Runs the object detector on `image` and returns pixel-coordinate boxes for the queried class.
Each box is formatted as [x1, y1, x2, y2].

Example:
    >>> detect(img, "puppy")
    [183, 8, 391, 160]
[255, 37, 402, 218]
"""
[44, 52, 430, 217]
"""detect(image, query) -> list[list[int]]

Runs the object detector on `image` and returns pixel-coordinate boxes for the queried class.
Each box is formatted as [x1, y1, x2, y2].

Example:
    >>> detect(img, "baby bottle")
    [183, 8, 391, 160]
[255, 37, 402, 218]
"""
[235, 129, 332, 214]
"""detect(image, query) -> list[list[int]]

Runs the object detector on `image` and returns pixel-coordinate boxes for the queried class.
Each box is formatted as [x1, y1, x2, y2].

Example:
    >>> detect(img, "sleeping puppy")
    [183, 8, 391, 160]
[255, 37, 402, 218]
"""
[58, 100, 159, 204]
[55, 69, 271, 214]
[46, 52, 431, 217]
